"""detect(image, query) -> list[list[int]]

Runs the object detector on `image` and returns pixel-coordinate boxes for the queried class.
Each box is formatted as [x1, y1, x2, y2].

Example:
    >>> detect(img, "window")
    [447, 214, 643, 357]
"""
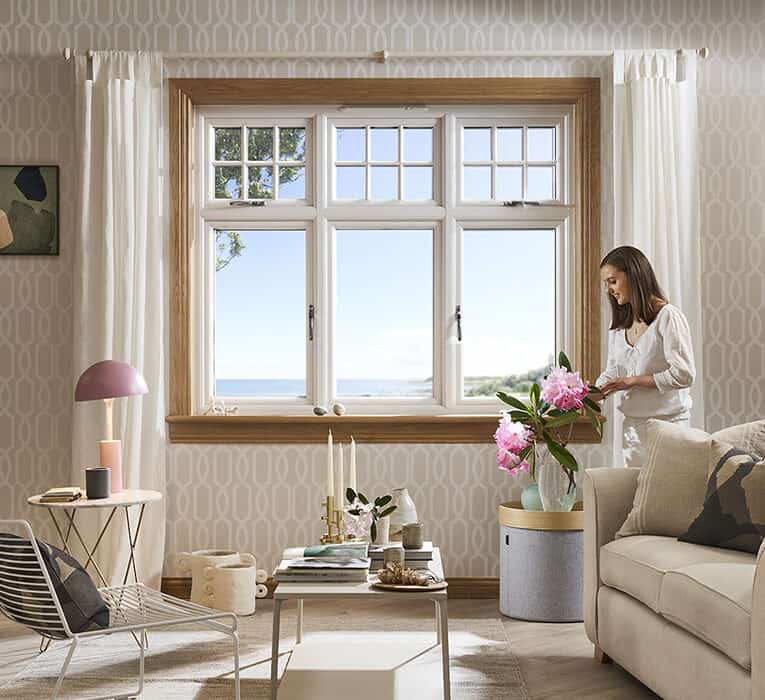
[194, 104, 575, 416]
[208, 119, 310, 203]
[169, 78, 601, 442]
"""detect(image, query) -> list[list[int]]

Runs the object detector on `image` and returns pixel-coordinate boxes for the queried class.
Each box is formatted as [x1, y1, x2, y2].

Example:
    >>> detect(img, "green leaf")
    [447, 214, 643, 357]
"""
[546, 408, 565, 417]
[558, 351, 572, 371]
[518, 444, 533, 461]
[497, 392, 531, 412]
[583, 396, 601, 413]
[376, 495, 392, 508]
[543, 412, 580, 429]
[379, 506, 396, 518]
[358, 492, 369, 505]
[544, 437, 578, 471]
[370, 521, 377, 542]
[348, 509, 361, 516]
[530, 383, 540, 407]
[346, 487, 357, 503]
[584, 405, 603, 436]
[509, 410, 531, 422]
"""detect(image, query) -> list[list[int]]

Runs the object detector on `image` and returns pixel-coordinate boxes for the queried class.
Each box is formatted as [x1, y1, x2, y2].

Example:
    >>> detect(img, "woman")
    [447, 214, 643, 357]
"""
[595, 246, 695, 467]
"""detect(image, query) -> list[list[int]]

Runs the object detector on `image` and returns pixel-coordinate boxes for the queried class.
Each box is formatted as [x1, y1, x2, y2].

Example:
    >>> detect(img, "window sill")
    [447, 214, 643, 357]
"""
[166, 414, 604, 444]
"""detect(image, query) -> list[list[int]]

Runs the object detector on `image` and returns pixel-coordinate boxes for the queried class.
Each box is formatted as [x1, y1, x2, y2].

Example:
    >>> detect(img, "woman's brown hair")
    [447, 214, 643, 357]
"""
[600, 246, 667, 330]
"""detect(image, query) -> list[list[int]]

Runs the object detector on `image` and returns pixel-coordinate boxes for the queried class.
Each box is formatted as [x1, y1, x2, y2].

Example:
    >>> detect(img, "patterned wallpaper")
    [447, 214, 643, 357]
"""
[1, 1, 763, 578]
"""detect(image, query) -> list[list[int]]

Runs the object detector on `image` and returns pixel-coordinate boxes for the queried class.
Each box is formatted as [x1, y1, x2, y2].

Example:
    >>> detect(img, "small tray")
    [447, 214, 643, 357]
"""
[372, 580, 448, 592]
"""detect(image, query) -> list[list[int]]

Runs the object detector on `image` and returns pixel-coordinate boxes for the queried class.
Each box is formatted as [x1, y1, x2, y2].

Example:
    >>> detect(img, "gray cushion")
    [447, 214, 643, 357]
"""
[680, 441, 765, 554]
[1, 533, 109, 635]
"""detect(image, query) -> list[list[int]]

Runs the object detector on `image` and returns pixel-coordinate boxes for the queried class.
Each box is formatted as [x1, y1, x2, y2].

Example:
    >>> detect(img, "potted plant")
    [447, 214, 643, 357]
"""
[493, 351, 602, 511]
[343, 488, 397, 543]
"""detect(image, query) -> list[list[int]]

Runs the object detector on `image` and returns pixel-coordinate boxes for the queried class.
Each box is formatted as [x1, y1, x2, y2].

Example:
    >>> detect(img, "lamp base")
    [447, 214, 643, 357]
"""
[99, 440, 122, 493]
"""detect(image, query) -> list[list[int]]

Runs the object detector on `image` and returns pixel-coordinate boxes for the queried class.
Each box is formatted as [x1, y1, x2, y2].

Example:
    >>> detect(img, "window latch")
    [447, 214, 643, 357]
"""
[503, 200, 540, 207]
[308, 304, 315, 341]
[455, 304, 462, 342]
[230, 200, 266, 207]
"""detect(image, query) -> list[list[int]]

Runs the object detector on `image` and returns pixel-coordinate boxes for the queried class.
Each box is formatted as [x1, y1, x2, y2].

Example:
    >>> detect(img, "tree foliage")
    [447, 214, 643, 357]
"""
[214, 127, 305, 272]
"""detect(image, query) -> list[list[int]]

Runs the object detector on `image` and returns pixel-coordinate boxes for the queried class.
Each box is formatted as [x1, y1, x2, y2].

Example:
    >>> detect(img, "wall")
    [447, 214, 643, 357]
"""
[2, 1, 763, 578]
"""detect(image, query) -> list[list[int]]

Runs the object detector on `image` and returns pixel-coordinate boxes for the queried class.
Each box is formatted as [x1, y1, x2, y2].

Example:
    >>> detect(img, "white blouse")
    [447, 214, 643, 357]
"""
[595, 303, 695, 420]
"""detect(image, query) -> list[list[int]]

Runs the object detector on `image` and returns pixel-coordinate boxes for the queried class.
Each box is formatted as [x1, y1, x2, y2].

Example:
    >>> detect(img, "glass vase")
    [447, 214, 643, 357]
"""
[536, 447, 576, 512]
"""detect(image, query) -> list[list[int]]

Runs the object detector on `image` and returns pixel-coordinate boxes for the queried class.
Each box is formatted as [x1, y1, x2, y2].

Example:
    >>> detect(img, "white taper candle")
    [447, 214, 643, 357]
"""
[349, 437, 357, 492]
[337, 442, 345, 507]
[327, 430, 334, 498]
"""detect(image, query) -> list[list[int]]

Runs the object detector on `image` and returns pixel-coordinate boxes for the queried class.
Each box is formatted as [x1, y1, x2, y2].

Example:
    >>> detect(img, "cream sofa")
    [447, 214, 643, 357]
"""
[584, 467, 764, 700]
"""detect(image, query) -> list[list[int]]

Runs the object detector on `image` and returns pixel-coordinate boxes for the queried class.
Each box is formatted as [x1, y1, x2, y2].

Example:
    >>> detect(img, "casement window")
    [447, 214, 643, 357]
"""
[168, 78, 600, 442]
[193, 104, 576, 417]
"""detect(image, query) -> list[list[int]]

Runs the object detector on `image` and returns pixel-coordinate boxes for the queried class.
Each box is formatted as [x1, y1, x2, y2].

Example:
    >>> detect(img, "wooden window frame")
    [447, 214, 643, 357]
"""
[168, 78, 601, 444]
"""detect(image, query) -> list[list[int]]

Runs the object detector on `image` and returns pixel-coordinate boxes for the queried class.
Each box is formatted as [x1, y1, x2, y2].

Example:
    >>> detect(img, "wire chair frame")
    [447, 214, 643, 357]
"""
[0, 520, 241, 700]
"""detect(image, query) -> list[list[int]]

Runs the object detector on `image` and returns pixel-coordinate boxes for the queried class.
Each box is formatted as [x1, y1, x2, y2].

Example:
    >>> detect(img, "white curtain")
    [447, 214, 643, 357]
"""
[72, 52, 165, 588]
[613, 50, 705, 436]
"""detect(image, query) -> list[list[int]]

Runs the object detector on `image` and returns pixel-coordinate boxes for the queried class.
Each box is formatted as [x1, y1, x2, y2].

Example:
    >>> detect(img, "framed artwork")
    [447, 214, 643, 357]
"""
[0, 165, 59, 256]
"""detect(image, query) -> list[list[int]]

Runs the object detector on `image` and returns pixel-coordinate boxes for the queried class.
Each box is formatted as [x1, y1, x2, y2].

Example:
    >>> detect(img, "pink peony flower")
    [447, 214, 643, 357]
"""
[540, 366, 589, 411]
[343, 510, 373, 538]
[494, 415, 533, 477]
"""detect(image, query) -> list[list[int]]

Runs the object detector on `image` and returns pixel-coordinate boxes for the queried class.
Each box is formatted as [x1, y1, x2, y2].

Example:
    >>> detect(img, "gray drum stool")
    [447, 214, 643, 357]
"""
[498, 501, 584, 622]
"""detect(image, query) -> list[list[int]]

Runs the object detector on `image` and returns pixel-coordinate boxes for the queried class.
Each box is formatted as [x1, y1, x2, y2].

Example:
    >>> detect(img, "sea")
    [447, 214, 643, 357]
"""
[216, 378, 434, 398]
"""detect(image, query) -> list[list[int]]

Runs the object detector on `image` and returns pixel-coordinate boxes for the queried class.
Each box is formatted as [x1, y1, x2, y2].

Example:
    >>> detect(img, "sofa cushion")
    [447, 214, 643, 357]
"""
[616, 420, 712, 539]
[616, 418, 765, 540]
[600, 535, 754, 612]
[659, 562, 755, 669]
[680, 440, 765, 554]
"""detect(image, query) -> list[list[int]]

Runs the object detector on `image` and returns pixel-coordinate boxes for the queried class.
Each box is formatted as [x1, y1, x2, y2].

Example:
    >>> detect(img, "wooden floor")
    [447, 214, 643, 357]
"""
[0, 599, 657, 699]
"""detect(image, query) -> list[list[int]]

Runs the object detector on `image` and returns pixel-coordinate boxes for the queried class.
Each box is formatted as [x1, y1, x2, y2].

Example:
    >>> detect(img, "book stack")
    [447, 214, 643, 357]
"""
[369, 541, 434, 571]
[274, 543, 371, 583]
[39, 487, 83, 504]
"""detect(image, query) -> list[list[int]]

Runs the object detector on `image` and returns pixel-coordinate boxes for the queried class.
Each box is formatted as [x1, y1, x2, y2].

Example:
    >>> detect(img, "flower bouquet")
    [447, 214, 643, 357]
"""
[343, 488, 397, 543]
[493, 351, 601, 510]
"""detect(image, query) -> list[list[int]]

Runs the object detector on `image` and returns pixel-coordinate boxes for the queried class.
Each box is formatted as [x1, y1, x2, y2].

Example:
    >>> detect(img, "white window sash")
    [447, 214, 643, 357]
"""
[195, 105, 576, 416]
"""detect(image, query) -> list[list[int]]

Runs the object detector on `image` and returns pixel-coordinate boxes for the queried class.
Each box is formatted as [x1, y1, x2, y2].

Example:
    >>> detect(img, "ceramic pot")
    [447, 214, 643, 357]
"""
[177, 549, 256, 605]
[203, 562, 258, 615]
[520, 483, 543, 510]
[373, 516, 390, 544]
[389, 487, 418, 542]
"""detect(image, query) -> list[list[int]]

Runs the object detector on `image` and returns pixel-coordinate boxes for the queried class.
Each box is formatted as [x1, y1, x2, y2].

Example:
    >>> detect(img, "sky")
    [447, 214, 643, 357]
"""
[214, 227, 555, 383]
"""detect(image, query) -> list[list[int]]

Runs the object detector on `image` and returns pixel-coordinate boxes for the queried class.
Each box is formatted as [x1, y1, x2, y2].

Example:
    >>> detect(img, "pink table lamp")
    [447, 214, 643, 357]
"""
[75, 360, 148, 493]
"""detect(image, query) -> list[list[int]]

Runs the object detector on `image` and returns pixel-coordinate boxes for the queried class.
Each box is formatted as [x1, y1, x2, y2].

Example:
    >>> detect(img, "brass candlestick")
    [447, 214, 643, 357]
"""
[320, 496, 342, 544]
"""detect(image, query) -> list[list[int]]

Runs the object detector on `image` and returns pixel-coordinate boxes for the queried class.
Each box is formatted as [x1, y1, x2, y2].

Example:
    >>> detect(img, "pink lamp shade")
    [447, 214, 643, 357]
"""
[75, 360, 148, 401]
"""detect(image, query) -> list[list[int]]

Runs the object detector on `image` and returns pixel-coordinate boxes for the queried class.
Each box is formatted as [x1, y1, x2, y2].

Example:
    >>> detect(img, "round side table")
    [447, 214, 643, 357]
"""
[498, 501, 584, 622]
[28, 489, 162, 588]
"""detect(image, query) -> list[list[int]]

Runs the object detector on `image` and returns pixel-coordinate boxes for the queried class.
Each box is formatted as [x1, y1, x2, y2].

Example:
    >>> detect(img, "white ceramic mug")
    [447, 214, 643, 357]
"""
[177, 549, 256, 605]
[203, 562, 258, 615]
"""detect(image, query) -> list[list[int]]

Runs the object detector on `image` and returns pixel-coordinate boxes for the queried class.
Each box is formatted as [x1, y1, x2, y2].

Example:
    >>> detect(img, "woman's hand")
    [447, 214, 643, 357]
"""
[598, 376, 636, 396]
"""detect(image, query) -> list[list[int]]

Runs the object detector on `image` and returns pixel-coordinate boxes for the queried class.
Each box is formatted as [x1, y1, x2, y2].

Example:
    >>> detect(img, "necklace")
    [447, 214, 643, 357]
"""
[627, 321, 647, 345]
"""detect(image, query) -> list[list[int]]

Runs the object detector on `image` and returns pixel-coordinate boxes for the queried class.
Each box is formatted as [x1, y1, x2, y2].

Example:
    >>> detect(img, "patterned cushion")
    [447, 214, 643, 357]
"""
[1, 533, 109, 634]
[679, 440, 765, 554]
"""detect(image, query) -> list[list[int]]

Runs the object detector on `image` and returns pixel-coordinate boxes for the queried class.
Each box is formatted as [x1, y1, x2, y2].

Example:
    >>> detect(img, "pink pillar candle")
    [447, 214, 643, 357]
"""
[99, 440, 122, 493]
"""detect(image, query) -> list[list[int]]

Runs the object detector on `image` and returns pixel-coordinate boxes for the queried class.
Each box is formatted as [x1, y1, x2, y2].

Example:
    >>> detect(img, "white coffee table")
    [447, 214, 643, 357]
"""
[270, 547, 450, 700]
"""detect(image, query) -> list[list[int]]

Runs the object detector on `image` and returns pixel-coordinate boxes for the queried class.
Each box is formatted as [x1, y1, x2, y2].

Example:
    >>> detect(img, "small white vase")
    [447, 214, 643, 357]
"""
[373, 516, 390, 544]
[389, 487, 418, 542]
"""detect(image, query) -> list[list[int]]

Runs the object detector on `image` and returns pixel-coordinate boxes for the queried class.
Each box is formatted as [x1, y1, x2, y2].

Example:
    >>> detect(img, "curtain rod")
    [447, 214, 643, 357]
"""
[62, 47, 710, 62]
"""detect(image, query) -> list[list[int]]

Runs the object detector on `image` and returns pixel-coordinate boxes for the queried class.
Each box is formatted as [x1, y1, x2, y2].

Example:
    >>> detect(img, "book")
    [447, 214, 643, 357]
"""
[282, 543, 369, 560]
[368, 542, 433, 560]
[286, 557, 370, 570]
[274, 559, 369, 583]
[39, 487, 83, 503]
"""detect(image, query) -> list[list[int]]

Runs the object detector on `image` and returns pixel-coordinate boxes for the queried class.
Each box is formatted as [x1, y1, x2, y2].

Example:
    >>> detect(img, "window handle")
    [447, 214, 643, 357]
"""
[455, 304, 462, 342]
[230, 200, 265, 207]
[308, 304, 315, 341]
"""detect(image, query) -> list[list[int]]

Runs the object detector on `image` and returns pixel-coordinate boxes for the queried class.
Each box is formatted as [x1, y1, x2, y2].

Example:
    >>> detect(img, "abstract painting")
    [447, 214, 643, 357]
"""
[0, 165, 59, 255]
